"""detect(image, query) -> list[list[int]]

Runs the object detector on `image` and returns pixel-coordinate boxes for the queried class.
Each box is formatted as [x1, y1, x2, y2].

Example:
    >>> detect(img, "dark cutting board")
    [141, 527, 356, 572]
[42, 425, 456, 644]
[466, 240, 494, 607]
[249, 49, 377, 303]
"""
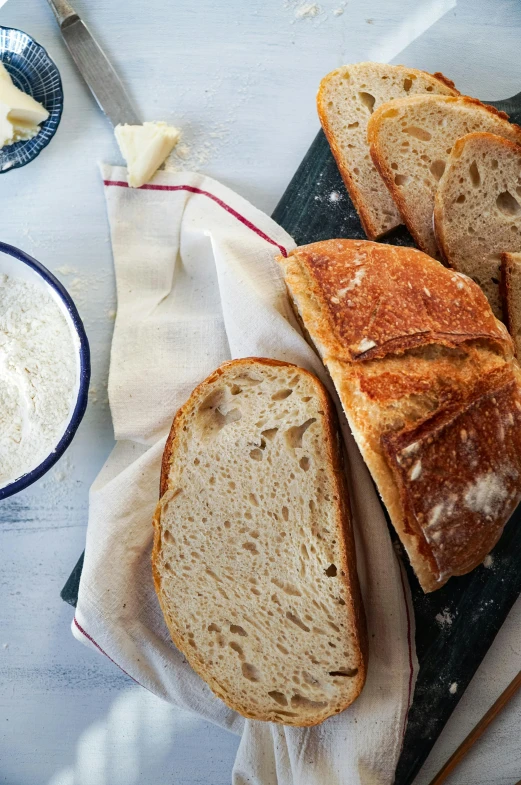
[62, 88, 521, 785]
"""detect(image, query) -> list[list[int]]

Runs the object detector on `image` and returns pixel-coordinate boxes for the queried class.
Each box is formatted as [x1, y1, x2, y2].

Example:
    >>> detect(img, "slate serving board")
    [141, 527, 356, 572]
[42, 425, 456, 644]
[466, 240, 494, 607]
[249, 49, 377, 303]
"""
[62, 89, 521, 785]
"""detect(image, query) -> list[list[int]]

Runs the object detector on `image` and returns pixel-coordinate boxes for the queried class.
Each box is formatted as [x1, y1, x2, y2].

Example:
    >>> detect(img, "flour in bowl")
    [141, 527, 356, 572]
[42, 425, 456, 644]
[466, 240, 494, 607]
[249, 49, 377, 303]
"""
[0, 274, 77, 488]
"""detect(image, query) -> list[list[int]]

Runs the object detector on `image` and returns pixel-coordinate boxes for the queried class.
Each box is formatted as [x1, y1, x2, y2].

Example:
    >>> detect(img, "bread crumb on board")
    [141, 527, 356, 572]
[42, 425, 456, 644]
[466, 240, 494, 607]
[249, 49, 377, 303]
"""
[435, 609, 454, 628]
[449, 682, 458, 694]
[483, 554, 494, 569]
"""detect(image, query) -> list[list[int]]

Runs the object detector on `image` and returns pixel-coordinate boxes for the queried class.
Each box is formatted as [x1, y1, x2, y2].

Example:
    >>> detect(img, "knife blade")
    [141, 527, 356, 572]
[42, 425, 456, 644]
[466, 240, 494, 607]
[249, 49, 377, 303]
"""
[47, 0, 140, 127]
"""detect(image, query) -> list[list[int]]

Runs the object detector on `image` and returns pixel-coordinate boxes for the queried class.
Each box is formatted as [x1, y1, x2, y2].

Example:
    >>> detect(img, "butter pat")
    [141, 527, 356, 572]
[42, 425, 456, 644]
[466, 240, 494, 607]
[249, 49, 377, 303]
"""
[0, 64, 49, 147]
[0, 63, 11, 82]
[115, 121, 180, 188]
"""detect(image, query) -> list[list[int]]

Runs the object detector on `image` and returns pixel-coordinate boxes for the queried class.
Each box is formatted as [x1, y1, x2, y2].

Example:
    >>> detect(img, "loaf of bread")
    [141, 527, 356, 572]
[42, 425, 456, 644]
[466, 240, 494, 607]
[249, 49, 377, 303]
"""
[317, 63, 458, 239]
[152, 358, 367, 725]
[435, 132, 521, 318]
[277, 240, 521, 593]
[502, 251, 521, 357]
[368, 95, 521, 258]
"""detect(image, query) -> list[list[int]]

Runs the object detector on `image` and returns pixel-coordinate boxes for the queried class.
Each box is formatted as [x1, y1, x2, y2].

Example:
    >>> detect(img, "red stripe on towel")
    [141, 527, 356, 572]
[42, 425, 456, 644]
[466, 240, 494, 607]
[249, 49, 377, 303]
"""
[73, 616, 142, 686]
[103, 180, 289, 258]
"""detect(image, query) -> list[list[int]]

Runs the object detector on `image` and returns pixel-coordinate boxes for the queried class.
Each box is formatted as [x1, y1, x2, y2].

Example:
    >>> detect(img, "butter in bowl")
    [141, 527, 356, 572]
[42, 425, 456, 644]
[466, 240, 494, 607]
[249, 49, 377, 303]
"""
[0, 26, 63, 172]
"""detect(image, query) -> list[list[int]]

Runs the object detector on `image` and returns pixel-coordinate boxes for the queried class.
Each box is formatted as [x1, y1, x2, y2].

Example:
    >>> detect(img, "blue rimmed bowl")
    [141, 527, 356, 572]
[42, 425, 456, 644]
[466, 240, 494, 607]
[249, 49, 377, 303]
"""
[0, 243, 90, 500]
[0, 26, 63, 173]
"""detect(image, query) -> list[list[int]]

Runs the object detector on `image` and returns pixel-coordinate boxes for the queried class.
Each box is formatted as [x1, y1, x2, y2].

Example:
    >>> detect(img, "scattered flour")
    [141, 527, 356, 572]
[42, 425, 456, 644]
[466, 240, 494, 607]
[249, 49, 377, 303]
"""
[464, 472, 509, 516]
[295, 3, 321, 18]
[329, 191, 342, 202]
[0, 275, 77, 488]
[435, 609, 454, 628]
[54, 265, 78, 277]
[449, 682, 458, 694]
[333, 7, 344, 14]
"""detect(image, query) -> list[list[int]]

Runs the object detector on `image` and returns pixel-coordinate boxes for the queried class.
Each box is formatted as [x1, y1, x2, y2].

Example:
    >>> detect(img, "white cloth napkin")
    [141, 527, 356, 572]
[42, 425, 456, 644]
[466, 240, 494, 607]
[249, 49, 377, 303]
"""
[73, 164, 418, 784]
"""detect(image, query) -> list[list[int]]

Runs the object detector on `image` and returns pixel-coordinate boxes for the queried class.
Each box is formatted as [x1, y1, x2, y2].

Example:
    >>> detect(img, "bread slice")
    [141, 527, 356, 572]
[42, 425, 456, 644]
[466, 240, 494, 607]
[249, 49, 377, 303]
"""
[502, 252, 521, 357]
[434, 133, 521, 318]
[277, 240, 521, 593]
[152, 358, 367, 725]
[368, 95, 521, 258]
[317, 63, 458, 239]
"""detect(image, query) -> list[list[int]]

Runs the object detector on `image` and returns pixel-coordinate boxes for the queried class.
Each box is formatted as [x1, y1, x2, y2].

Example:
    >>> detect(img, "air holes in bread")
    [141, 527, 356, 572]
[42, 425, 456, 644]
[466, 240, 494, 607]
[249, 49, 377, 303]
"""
[230, 642, 243, 656]
[496, 191, 521, 217]
[403, 77, 413, 92]
[394, 174, 408, 186]
[325, 564, 338, 577]
[286, 611, 310, 632]
[261, 427, 278, 441]
[242, 541, 258, 554]
[469, 161, 480, 187]
[242, 663, 261, 682]
[163, 530, 174, 545]
[268, 690, 288, 706]
[234, 373, 262, 387]
[230, 384, 242, 395]
[299, 456, 310, 471]
[230, 624, 247, 636]
[402, 126, 432, 141]
[290, 694, 328, 710]
[329, 669, 358, 677]
[358, 91, 375, 113]
[347, 121, 359, 129]
[272, 578, 302, 596]
[430, 160, 445, 180]
[208, 623, 221, 633]
[272, 389, 293, 400]
[456, 194, 465, 204]
[285, 418, 316, 449]
[249, 448, 263, 461]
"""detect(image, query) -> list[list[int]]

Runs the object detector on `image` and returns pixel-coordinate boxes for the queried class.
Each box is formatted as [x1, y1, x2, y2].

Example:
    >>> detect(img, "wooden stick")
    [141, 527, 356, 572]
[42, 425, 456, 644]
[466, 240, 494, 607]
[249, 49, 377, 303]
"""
[428, 669, 521, 785]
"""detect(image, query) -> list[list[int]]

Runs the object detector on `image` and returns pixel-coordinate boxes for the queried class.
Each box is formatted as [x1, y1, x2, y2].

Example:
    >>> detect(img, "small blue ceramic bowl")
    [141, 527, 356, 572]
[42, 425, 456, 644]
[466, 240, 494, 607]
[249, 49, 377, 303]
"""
[0, 243, 90, 500]
[0, 26, 63, 173]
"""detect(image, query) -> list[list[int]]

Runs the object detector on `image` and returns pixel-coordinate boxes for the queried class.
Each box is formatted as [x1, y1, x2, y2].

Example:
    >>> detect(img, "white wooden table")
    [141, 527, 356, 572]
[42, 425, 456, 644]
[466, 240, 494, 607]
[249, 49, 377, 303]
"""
[1, 0, 521, 783]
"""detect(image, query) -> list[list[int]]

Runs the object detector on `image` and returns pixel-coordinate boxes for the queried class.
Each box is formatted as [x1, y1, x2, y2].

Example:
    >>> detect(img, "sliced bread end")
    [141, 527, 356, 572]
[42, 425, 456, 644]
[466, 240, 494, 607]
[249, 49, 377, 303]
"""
[317, 62, 458, 240]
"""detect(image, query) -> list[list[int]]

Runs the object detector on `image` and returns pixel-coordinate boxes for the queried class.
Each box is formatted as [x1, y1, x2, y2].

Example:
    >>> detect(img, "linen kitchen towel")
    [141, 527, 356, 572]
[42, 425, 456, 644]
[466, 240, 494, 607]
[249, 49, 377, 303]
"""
[73, 164, 417, 785]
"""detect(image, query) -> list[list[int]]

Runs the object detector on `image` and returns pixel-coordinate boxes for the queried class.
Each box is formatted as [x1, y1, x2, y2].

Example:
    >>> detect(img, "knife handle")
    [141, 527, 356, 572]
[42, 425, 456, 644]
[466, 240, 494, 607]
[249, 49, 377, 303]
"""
[46, 0, 79, 27]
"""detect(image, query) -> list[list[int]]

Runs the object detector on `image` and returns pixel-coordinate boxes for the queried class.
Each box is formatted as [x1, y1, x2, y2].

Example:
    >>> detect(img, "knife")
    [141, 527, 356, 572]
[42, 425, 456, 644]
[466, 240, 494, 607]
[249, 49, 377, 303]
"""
[46, 0, 140, 127]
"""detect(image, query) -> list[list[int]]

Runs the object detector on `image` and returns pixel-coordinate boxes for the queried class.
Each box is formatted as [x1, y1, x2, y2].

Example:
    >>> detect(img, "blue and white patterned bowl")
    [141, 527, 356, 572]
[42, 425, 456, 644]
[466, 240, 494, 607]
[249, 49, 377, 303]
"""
[0, 26, 63, 173]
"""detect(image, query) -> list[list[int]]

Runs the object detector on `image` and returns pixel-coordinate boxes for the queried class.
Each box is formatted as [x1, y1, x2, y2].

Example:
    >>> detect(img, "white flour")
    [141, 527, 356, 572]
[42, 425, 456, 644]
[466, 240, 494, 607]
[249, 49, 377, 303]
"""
[0, 274, 77, 488]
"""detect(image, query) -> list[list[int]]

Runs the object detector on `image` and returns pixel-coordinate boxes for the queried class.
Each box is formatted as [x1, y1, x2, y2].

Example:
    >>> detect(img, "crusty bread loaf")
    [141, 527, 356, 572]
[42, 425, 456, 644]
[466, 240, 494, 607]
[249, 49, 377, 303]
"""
[434, 133, 521, 318]
[317, 63, 458, 239]
[368, 95, 521, 258]
[152, 358, 367, 725]
[277, 240, 521, 593]
[502, 252, 521, 357]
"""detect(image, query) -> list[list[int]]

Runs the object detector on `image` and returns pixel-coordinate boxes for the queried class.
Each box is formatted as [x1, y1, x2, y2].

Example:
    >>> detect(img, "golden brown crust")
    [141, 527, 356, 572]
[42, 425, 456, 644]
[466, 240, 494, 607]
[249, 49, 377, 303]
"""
[153, 357, 367, 725]
[316, 65, 459, 240]
[277, 240, 521, 592]
[431, 71, 458, 92]
[284, 240, 511, 363]
[501, 252, 515, 342]
[381, 366, 521, 582]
